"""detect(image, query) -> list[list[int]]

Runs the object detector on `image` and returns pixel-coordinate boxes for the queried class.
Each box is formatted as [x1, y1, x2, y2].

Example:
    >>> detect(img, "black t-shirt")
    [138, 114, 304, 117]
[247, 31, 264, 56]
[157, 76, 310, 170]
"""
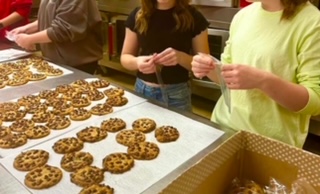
[126, 6, 209, 84]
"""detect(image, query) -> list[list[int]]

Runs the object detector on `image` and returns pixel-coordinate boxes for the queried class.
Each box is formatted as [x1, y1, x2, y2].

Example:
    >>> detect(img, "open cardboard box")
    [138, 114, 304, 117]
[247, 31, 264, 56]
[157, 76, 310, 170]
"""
[160, 130, 320, 193]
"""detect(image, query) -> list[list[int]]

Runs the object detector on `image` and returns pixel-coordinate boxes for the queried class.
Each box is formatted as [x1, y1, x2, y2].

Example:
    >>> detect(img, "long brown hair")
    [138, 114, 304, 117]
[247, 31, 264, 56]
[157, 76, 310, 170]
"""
[135, 0, 194, 34]
[281, 0, 308, 20]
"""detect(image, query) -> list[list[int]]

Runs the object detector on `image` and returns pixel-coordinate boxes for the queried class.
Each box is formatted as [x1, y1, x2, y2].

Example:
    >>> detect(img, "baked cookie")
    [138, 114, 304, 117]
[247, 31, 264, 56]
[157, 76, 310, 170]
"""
[0, 102, 20, 112]
[51, 102, 73, 115]
[127, 141, 160, 160]
[71, 96, 91, 108]
[25, 125, 51, 139]
[103, 87, 124, 97]
[9, 119, 35, 132]
[46, 115, 71, 130]
[115, 130, 146, 146]
[13, 149, 49, 171]
[0, 133, 28, 148]
[70, 108, 91, 121]
[71, 79, 90, 88]
[101, 118, 126, 132]
[3, 110, 26, 122]
[132, 118, 156, 133]
[17, 94, 41, 106]
[39, 90, 59, 99]
[102, 152, 134, 174]
[60, 151, 94, 172]
[45, 67, 63, 76]
[29, 73, 47, 81]
[87, 89, 105, 101]
[24, 165, 62, 189]
[106, 96, 128, 107]
[26, 103, 48, 114]
[90, 103, 113, 116]
[90, 79, 110, 88]
[55, 84, 74, 93]
[76, 126, 108, 143]
[7, 77, 28, 86]
[52, 137, 84, 154]
[70, 166, 104, 187]
[155, 126, 180, 143]
[79, 184, 114, 194]
[32, 110, 52, 123]
[0, 126, 10, 138]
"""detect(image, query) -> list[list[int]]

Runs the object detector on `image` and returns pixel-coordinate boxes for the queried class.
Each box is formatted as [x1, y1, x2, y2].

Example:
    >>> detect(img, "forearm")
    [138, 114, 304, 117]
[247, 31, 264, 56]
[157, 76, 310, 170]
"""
[24, 21, 39, 34]
[29, 30, 52, 44]
[120, 54, 138, 71]
[260, 73, 309, 112]
[0, 12, 23, 27]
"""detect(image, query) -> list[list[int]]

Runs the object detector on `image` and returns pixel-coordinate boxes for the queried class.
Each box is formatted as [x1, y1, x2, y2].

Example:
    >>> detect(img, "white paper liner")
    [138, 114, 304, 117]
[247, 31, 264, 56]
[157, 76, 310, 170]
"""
[0, 49, 31, 62]
[0, 78, 147, 158]
[0, 102, 224, 194]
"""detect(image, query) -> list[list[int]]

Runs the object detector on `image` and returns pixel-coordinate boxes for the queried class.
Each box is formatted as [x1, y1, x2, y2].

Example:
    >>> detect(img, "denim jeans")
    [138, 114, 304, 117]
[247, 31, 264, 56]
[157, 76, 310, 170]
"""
[135, 78, 192, 111]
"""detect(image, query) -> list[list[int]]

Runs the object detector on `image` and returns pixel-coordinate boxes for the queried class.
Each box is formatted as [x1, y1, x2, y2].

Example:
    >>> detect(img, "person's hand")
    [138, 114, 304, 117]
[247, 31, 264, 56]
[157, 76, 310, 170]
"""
[221, 64, 268, 89]
[8, 26, 28, 36]
[191, 53, 215, 78]
[153, 47, 180, 66]
[136, 55, 155, 74]
[15, 34, 36, 51]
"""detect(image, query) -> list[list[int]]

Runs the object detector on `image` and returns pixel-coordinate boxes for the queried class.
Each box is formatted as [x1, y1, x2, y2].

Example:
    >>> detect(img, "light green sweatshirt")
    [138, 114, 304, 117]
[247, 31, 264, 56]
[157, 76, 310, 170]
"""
[212, 2, 320, 148]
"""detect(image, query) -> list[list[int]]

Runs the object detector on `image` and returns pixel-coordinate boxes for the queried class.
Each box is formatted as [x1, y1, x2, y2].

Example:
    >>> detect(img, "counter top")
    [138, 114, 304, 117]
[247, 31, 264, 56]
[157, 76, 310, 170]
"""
[0, 51, 234, 194]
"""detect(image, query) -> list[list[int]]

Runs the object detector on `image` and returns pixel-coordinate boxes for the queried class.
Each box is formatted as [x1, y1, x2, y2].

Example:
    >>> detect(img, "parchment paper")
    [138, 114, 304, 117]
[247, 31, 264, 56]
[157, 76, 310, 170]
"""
[0, 102, 224, 194]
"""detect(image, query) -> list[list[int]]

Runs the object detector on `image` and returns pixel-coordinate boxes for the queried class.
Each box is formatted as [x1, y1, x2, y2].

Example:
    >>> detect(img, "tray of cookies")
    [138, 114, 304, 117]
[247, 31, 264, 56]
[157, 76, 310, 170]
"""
[0, 56, 73, 90]
[0, 102, 224, 194]
[0, 78, 147, 158]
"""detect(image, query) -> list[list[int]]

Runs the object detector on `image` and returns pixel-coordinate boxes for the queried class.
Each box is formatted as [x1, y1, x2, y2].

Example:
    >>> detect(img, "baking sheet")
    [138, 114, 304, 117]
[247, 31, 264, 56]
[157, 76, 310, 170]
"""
[0, 58, 73, 90]
[0, 102, 224, 194]
[0, 78, 147, 158]
[0, 49, 31, 62]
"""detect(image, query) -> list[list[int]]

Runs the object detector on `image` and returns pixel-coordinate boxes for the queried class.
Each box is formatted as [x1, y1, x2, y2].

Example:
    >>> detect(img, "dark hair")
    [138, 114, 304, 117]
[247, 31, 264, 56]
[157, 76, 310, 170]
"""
[135, 0, 194, 34]
[281, 0, 308, 20]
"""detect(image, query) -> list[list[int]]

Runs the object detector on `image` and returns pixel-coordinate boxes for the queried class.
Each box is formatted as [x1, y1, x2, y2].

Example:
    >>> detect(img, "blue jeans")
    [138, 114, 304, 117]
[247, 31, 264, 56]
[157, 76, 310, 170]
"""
[135, 78, 192, 111]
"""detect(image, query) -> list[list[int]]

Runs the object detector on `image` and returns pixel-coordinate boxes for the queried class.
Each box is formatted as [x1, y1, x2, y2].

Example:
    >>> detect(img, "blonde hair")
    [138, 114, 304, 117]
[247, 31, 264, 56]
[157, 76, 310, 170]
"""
[281, 0, 308, 20]
[135, 0, 194, 34]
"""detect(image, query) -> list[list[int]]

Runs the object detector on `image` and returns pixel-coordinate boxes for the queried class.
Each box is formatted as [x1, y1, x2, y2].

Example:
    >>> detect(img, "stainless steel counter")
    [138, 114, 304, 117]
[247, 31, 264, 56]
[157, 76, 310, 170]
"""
[0, 50, 234, 193]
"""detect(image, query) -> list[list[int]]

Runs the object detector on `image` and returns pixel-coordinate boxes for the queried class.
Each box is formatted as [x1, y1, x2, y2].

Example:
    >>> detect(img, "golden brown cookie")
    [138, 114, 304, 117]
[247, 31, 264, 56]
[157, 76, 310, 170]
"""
[38, 90, 59, 99]
[71, 96, 91, 108]
[17, 94, 41, 106]
[76, 126, 108, 143]
[89, 79, 110, 88]
[79, 184, 114, 194]
[25, 103, 48, 114]
[2, 110, 26, 122]
[25, 125, 51, 139]
[70, 166, 104, 187]
[105, 96, 128, 107]
[13, 149, 49, 171]
[90, 103, 113, 116]
[87, 89, 105, 101]
[51, 102, 73, 115]
[132, 118, 156, 133]
[24, 165, 62, 189]
[7, 77, 28, 86]
[0, 102, 20, 112]
[46, 115, 71, 130]
[0, 126, 10, 138]
[115, 130, 146, 146]
[32, 110, 52, 123]
[55, 84, 74, 93]
[70, 108, 91, 121]
[0, 133, 28, 148]
[45, 67, 63, 76]
[127, 141, 160, 160]
[102, 153, 134, 174]
[52, 137, 84, 154]
[60, 151, 94, 172]
[103, 87, 124, 97]
[101, 118, 126, 132]
[155, 126, 180, 143]
[9, 119, 35, 132]
[29, 73, 47, 81]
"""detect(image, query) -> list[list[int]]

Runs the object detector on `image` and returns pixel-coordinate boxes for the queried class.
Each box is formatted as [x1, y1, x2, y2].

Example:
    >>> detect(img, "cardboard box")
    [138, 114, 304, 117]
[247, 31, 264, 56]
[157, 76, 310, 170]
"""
[160, 131, 320, 193]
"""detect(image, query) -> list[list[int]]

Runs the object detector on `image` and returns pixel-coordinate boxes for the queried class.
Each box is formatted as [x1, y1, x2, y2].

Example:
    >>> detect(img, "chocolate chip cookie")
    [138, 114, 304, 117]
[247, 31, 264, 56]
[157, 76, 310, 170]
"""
[14, 149, 49, 171]
[102, 152, 134, 174]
